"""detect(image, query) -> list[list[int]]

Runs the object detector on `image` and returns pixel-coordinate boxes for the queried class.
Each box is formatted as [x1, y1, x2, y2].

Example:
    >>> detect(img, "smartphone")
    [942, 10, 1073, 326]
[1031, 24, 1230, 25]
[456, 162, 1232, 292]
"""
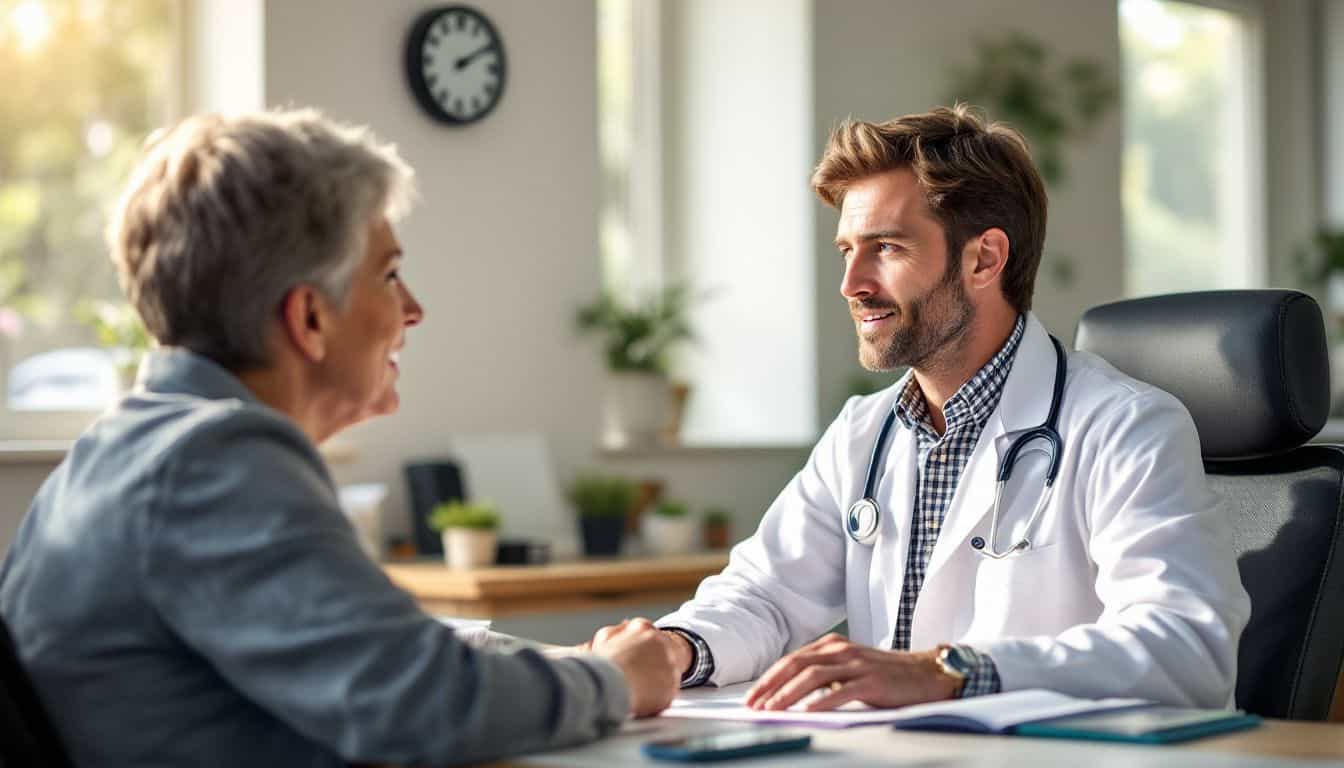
[642, 729, 812, 762]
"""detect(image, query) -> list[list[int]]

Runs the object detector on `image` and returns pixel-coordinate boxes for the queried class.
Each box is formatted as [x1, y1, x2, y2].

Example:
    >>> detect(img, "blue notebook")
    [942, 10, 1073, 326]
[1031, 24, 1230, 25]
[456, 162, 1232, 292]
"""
[1015, 706, 1262, 744]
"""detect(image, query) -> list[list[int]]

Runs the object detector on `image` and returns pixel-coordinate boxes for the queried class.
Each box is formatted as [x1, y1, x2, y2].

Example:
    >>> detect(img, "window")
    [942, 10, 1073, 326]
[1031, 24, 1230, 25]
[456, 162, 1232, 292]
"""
[597, 0, 816, 446]
[1120, 0, 1264, 296]
[0, 0, 179, 438]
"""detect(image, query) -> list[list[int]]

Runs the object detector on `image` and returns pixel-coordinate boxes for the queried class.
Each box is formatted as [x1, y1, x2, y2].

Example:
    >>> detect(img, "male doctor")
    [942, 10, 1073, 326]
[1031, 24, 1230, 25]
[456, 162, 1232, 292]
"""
[593, 105, 1250, 710]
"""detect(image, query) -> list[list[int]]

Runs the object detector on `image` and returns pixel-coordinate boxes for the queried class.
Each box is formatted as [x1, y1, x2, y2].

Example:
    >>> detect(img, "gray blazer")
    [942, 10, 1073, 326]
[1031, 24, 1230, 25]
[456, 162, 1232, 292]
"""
[0, 348, 628, 767]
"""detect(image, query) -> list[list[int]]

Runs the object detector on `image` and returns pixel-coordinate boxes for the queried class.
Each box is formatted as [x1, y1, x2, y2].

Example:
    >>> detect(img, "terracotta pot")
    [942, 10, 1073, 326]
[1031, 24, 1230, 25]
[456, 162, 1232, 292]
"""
[703, 521, 730, 550]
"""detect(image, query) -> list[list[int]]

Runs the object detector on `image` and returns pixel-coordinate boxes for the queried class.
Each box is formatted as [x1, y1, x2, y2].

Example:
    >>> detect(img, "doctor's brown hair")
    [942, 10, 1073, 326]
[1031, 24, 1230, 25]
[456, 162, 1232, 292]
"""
[811, 104, 1048, 313]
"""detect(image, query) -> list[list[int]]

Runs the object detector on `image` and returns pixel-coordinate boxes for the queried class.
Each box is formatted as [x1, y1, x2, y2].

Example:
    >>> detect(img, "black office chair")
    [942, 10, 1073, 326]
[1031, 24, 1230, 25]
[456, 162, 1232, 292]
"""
[1075, 289, 1344, 721]
[0, 615, 74, 766]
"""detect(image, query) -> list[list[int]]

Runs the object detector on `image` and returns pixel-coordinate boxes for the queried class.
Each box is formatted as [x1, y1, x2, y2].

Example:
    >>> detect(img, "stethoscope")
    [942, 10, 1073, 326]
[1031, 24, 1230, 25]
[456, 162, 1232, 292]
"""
[845, 336, 1067, 559]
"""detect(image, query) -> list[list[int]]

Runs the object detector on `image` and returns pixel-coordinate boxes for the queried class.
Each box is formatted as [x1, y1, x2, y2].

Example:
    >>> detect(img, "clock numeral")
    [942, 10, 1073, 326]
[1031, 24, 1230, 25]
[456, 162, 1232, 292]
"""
[471, 20, 481, 36]
[487, 62, 500, 76]
[483, 81, 497, 97]
[422, 53, 434, 67]
[438, 17, 449, 35]
[471, 96, 481, 112]
[454, 97, 464, 113]
[456, 13, 466, 30]
[437, 89, 449, 105]
[425, 72, 438, 87]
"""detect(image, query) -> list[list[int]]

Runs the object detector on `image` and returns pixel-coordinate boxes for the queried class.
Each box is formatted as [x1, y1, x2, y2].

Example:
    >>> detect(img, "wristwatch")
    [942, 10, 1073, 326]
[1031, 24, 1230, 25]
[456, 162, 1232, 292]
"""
[934, 644, 971, 697]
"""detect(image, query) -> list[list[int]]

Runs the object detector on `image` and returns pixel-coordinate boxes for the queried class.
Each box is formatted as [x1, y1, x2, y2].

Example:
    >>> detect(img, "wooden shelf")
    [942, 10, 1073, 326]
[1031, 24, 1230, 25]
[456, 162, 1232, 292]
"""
[383, 552, 729, 619]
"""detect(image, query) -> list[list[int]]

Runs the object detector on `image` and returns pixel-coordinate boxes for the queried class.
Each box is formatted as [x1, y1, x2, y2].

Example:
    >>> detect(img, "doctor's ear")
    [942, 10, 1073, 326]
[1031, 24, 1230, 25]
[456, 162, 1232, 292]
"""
[962, 228, 1011, 292]
[278, 285, 331, 363]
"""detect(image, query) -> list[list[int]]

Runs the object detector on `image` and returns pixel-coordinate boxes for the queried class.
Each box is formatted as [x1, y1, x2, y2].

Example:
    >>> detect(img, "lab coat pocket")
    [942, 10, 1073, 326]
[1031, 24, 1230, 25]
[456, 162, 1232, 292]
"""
[967, 539, 1067, 639]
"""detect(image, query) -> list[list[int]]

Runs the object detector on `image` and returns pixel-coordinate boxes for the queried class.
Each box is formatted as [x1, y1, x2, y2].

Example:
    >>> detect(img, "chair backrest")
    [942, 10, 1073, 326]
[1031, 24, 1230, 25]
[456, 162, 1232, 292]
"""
[1076, 289, 1344, 721]
[0, 615, 74, 766]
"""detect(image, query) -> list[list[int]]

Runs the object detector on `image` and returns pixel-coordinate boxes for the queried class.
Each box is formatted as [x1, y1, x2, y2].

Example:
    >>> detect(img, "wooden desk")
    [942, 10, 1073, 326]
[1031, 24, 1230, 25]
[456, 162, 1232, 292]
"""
[489, 716, 1344, 766]
[383, 553, 729, 619]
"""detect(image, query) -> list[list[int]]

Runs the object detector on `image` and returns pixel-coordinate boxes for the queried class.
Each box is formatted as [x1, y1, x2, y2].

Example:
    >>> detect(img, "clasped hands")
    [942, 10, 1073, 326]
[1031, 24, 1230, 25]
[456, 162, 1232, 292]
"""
[579, 622, 959, 717]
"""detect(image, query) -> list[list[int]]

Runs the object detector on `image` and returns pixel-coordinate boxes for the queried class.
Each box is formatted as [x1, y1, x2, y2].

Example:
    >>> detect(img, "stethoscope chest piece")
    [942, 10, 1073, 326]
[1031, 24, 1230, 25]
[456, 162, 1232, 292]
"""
[847, 498, 880, 545]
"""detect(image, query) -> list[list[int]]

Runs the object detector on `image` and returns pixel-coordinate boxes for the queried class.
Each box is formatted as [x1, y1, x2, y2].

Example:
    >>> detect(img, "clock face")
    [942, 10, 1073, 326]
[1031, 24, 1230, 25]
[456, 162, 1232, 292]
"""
[405, 5, 507, 125]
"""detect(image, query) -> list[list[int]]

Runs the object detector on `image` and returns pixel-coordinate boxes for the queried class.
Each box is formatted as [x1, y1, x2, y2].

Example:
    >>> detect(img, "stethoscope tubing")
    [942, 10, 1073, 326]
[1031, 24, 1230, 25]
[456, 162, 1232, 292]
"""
[846, 335, 1067, 556]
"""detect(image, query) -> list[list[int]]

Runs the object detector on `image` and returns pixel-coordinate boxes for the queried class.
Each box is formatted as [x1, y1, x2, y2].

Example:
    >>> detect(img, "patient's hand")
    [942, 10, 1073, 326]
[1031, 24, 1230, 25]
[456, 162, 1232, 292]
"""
[589, 618, 681, 717]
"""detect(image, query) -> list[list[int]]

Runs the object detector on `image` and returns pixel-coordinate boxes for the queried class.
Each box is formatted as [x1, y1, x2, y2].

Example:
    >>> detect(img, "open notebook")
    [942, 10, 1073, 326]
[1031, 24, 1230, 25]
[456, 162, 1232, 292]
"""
[663, 683, 1148, 731]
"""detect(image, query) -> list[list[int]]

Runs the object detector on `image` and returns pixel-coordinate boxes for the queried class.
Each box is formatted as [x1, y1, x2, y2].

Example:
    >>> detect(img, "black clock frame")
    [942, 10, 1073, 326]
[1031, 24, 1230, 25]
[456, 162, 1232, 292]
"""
[404, 5, 508, 126]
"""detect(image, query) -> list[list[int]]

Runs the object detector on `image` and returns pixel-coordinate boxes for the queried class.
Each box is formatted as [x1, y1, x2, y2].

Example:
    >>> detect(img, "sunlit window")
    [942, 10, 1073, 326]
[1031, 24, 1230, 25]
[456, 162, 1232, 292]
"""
[0, 0, 177, 435]
[1120, 0, 1263, 296]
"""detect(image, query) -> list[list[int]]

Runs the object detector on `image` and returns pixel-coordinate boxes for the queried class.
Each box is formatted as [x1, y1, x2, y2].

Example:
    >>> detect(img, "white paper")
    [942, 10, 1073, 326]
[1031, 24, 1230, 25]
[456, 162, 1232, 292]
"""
[662, 683, 1148, 731]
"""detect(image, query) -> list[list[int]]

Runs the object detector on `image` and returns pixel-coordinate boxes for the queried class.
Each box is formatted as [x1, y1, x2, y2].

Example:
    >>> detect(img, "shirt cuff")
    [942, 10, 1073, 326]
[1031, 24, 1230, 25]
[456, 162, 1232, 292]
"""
[663, 627, 715, 688]
[953, 644, 1001, 698]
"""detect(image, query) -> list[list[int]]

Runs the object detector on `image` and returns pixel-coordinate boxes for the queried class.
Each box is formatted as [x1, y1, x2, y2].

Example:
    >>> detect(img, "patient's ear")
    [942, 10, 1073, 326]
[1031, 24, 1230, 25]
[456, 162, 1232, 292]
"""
[278, 285, 329, 362]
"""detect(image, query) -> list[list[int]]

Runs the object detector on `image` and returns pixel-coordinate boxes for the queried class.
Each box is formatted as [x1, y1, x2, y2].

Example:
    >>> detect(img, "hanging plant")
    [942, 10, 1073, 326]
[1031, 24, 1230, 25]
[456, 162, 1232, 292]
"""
[947, 32, 1119, 187]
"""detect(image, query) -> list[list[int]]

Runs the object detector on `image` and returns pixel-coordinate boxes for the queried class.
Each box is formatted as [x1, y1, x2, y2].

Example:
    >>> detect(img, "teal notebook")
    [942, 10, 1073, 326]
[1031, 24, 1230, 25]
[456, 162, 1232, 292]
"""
[1015, 706, 1262, 744]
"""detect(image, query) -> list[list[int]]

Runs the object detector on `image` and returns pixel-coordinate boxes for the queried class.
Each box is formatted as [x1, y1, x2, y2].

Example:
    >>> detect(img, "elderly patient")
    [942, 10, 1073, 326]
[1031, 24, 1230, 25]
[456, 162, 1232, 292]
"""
[0, 110, 681, 767]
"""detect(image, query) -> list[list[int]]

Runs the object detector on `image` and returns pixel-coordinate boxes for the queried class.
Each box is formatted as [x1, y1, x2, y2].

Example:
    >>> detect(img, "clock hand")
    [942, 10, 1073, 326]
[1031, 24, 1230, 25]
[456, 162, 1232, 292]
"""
[454, 44, 497, 70]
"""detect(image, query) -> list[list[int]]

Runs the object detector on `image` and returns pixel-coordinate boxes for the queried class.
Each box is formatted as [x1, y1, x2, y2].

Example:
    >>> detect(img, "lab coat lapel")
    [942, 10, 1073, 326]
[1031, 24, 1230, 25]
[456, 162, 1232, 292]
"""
[866, 424, 917, 647]
[921, 315, 1057, 587]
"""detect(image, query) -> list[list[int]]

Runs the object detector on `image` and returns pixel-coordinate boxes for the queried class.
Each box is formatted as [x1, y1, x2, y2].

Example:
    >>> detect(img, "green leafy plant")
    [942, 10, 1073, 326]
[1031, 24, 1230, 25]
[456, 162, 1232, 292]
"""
[1292, 229, 1344, 287]
[703, 507, 731, 526]
[947, 32, 1118, 186]
[653, 500, 689, 518]
[567, 474, 635, 518]
[428, 500, 500, 531]
[576, 282, 697, 375]
[74, 300, 152, 353]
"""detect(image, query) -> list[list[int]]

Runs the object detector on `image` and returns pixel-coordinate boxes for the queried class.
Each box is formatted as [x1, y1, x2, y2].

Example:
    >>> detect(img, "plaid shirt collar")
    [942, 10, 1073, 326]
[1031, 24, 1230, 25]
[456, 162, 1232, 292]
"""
[892, 315, 1026, 438]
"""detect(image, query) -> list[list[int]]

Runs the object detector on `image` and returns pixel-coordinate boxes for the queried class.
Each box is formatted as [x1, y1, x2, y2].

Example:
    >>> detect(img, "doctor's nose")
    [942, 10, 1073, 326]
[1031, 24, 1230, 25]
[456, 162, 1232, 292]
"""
[840, 258, 876, 300]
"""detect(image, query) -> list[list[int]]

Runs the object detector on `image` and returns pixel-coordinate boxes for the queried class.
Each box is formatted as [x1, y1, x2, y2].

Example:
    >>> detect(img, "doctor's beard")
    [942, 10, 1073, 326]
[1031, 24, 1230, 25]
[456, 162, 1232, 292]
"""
[854, 265, 975, 373]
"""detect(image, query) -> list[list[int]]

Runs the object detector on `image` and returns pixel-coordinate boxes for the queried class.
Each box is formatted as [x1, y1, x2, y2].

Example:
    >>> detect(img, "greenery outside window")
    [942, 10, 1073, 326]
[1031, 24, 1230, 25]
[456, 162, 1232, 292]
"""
[0, 0, 179, 439]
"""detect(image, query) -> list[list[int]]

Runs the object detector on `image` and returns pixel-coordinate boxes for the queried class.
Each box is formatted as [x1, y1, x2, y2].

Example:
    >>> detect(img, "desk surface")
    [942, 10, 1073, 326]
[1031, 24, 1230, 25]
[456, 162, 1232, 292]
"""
[490, 716, 1344, 767]
[383, 553, 729, 618]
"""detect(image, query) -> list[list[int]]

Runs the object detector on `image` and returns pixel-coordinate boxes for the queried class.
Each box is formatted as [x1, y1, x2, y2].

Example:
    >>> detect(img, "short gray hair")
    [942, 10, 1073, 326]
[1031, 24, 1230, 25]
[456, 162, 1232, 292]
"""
[108, 108, 415, 370]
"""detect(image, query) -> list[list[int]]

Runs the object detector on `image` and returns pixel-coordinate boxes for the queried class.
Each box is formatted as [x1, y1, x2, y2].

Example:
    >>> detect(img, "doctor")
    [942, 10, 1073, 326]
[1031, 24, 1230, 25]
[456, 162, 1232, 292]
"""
[597, 105, 1250, 710]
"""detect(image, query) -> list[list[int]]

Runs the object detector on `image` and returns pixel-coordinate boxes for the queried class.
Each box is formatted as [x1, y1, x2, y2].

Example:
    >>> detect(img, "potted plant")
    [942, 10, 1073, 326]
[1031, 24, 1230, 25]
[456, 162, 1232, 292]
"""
[75, 299, 153, 391]
[576, 282, 696, 447]
[643, 499, 696, 556]
[703, 507, 732, 550]
[568, 473, 633, 557]
[429, 500, 500, 569]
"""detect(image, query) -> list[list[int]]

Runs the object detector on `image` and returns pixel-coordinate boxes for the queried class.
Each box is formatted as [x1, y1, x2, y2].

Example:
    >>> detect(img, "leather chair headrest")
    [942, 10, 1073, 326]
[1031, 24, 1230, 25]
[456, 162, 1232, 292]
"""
[1074, 290, 1329, 460]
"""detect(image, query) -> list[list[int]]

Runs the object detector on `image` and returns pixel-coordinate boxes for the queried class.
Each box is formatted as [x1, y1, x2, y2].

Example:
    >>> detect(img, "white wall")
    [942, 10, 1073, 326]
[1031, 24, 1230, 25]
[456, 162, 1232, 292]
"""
[811, 0, 1125, 421]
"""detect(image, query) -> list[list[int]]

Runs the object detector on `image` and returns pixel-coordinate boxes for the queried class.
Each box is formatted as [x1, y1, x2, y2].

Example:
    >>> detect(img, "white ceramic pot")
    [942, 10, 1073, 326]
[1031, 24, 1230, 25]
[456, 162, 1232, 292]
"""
[602, 372, 670, 448]
[643, 514, 696, 556]
[442, 528, 498, 569]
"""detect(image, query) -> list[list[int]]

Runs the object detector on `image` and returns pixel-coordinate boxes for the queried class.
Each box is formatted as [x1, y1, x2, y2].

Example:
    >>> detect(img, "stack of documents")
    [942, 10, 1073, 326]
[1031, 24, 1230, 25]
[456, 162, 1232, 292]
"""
[663, 684, 1260, 742]
[666, 684, 1141, 731]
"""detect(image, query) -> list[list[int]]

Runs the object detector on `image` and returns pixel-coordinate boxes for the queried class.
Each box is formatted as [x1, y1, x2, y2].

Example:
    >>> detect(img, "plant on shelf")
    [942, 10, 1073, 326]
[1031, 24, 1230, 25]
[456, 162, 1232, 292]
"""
[75, 299, 153, 390]
[576, 282, 698, 447]
[429, 500, 500, 569]
[644, 499, 696, 556]
[1292, 229, 1344, 417]
[702, 507, 732, 550]
[568, 473, 634, 557]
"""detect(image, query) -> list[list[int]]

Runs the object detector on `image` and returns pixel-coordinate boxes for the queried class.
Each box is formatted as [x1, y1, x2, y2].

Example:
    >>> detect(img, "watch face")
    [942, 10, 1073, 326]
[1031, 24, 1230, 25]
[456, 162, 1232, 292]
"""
[405, 5, 507, 125]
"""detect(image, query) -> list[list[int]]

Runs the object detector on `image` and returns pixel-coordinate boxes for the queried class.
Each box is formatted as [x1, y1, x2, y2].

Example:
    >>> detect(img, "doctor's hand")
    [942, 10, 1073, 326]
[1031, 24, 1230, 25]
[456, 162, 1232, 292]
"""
[744, 634, 959, 712]
[588, 618, 681, 717]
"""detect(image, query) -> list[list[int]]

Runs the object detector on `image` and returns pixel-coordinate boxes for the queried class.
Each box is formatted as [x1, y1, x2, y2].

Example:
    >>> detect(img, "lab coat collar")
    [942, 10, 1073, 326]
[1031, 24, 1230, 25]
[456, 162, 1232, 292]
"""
[920, 313, 1060, 584]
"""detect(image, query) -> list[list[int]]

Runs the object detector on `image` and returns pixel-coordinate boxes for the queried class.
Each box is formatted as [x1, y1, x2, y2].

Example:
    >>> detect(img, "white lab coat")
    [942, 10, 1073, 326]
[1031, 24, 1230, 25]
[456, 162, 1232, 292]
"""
[659, 314, 1251, 708]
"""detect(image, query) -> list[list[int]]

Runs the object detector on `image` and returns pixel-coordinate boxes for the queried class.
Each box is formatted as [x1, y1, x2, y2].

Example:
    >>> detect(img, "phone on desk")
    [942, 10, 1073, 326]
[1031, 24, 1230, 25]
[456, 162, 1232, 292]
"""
[642, 729, 812, 762]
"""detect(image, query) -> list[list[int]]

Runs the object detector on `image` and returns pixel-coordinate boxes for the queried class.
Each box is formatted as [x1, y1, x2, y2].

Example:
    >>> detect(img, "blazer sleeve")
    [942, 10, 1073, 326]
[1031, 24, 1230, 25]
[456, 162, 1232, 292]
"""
[656, 400, 856, 685]
[976, 387, 1251, 707]
[138, 411, 629, 766]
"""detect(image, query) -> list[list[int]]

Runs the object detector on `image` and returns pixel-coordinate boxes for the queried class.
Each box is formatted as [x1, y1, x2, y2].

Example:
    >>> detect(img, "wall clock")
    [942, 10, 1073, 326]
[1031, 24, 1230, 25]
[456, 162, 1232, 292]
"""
[404, 5, 507, 125]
